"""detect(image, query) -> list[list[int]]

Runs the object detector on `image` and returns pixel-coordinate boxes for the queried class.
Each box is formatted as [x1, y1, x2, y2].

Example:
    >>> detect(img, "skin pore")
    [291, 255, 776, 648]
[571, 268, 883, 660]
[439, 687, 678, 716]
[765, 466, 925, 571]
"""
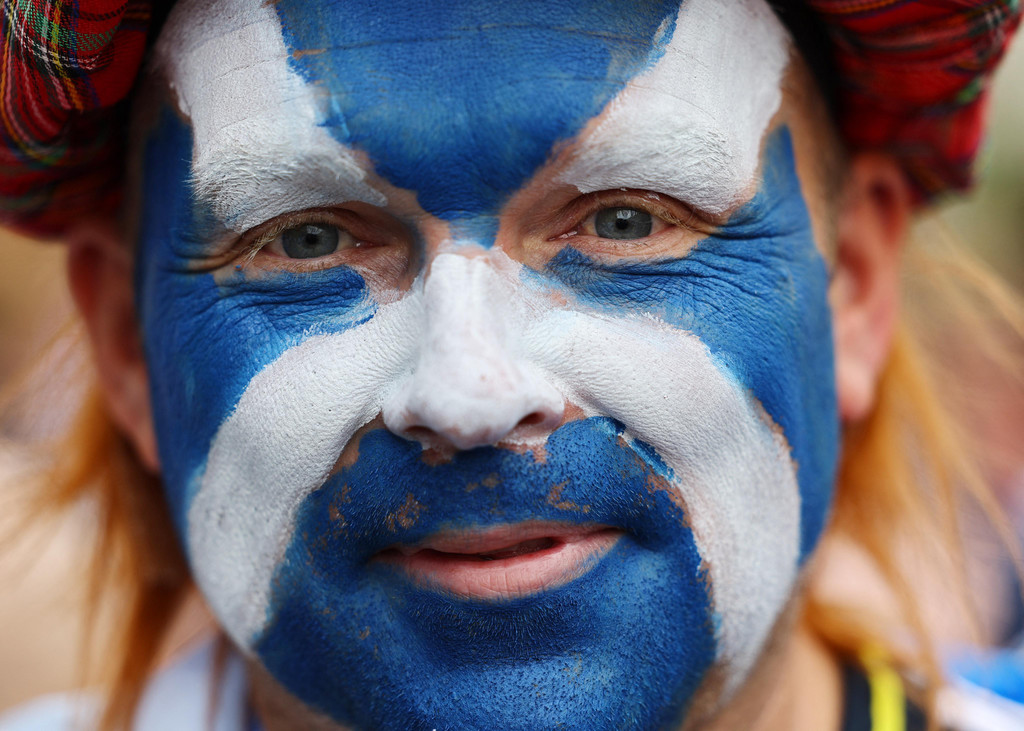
[68, 0, 912, 729]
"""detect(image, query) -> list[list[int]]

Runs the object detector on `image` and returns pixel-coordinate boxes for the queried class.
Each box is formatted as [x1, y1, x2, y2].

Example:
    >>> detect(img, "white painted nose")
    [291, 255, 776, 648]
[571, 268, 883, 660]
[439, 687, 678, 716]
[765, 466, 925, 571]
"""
[382, 253, 564, 450]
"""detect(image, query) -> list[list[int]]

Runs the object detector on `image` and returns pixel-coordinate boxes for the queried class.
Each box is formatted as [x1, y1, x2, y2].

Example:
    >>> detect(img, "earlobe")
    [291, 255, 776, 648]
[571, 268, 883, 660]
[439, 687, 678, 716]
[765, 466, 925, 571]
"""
[830, 153, 911, 423]
[67, 221, 160, 472]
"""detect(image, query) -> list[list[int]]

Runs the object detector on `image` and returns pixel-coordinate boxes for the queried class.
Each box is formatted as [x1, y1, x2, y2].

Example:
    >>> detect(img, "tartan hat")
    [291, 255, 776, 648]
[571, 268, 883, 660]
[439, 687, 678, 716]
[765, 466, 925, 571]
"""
[0, 0, 1020, 238]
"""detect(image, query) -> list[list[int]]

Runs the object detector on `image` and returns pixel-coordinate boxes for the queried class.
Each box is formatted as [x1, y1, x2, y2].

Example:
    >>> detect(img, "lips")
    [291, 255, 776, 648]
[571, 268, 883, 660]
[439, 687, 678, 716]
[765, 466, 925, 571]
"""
[375, 523, 622, 600]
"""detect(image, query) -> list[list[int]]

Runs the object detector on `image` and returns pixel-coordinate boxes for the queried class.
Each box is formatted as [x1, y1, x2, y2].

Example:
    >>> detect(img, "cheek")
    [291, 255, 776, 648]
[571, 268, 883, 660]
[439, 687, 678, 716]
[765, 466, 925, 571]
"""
[134, 108, 390, 542]
[184, 299, 422, 643]
[546, 127, 840, 558]
[137, 268, 379, 531]
[527, 307, 804, 695]
[533, 127, 839, 690]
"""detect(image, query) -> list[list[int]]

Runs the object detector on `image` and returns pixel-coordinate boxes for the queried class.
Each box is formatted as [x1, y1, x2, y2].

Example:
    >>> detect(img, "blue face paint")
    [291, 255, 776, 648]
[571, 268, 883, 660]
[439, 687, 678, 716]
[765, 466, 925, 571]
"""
[545, 128, 838, 556]
[136, 1, 839, 728]
[135, 107, 376, 533]
[243, 127, 835, 729]
[257, 418, 714, 730]
[274, 0, 679, 239]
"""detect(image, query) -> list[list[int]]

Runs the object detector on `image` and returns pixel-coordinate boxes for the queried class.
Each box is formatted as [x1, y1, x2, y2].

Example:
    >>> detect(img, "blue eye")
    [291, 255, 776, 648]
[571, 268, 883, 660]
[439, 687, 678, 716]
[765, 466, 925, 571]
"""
[281, 224, 341, 258]
[594, 208, 653, 240]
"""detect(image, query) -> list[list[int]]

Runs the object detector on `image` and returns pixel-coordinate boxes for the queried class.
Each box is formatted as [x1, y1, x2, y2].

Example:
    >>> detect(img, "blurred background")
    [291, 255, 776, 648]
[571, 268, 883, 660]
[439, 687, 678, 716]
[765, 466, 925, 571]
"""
[1, 37, 1023, 716]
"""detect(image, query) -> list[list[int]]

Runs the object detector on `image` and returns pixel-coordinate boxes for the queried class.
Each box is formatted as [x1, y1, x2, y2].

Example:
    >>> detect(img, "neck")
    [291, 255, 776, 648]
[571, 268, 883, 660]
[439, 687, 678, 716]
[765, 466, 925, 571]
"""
[693, 618, 843, 731]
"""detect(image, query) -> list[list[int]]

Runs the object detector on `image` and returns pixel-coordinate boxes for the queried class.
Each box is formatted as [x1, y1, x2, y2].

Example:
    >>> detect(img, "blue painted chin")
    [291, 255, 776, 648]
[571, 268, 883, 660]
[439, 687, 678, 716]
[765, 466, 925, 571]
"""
[255, 417, 715, 730]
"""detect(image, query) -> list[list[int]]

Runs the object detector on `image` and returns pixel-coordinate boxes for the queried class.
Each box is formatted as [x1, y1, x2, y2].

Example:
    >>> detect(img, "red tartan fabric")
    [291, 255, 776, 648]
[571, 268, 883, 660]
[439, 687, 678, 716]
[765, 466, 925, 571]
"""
[806, 0, 1022, 196]
[0, 0, 1020, 238]
[0, 0, 150, 237]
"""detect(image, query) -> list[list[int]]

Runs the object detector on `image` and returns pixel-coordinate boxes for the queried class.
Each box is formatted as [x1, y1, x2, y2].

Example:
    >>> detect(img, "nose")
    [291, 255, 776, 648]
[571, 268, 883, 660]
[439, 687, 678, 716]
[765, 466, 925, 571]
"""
[382, 253, 564, 450]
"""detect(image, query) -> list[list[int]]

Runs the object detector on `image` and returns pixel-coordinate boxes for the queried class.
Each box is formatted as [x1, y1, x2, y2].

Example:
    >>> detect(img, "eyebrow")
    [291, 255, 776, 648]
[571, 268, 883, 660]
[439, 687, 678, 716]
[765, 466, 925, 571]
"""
[155, 0, 387, 233]
[191, 141, 386, 234]
[558, 116, 743, 215]
[557, 0, 791, 215]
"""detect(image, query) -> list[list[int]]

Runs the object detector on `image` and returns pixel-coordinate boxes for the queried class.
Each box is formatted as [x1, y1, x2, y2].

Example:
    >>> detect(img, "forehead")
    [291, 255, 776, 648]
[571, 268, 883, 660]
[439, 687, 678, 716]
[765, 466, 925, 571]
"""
[274, 0, 679, 218]
[153, 0, 790, 231]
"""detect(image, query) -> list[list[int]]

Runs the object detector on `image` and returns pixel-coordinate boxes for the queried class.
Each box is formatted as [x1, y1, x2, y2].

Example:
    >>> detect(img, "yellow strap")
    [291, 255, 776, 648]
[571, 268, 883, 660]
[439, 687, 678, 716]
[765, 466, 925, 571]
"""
[861, 647, 906, 731]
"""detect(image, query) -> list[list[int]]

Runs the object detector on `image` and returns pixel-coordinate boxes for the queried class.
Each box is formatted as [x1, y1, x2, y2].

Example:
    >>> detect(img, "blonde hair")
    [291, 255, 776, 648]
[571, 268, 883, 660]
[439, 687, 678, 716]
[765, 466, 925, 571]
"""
[805, 233, 1024, 724]
[10, 386, 190, 730]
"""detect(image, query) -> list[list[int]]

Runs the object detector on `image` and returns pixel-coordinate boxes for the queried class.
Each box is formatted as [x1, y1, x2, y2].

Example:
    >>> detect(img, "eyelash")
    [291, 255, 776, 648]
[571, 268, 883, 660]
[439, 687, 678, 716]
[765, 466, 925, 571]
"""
[229, 191, 705, 271]
[560, 194, 702, 240]
[234, 210, 358, 270]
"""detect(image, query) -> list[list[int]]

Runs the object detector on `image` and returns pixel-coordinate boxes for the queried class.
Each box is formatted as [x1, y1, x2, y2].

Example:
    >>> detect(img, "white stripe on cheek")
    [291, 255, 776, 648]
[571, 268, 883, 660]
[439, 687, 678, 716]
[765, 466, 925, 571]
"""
[154, 0, 387, 233]
[187, 296, 421, 647]
[557, 0, 790, 215]
[525, 310, 801, 698]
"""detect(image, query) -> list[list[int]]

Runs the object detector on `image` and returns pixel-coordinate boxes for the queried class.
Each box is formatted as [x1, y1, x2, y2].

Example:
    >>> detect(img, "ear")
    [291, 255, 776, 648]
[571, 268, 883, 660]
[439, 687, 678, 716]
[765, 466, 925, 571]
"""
[67, 221, 160, 472]
[830, 153, 911, 423]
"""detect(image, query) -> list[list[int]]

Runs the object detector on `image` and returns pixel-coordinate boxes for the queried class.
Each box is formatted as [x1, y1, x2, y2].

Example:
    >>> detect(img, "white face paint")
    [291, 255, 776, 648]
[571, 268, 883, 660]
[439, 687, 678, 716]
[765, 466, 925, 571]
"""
[152, 0, 387, 233]
[139, 1, 836, 727]
[557, 0, 790, 214]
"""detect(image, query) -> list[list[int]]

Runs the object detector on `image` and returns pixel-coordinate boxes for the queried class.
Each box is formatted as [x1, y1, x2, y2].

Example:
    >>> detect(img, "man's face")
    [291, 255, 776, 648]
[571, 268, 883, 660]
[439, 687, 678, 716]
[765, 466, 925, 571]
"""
[136, 0, 838, 727]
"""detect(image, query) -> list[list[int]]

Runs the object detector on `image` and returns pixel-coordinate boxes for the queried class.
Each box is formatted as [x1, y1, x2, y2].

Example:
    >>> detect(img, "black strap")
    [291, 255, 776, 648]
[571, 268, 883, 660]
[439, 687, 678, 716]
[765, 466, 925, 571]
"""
[841, 663, 873, 731]
[840, 663, 929, 731]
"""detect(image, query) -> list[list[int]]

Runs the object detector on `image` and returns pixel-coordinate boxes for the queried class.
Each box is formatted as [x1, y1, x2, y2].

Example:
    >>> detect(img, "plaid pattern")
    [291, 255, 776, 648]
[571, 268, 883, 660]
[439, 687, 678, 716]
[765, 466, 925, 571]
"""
[0, 1, 1020, 237]
[806, 0, 1022, 198]
[0, 0, 150, 237]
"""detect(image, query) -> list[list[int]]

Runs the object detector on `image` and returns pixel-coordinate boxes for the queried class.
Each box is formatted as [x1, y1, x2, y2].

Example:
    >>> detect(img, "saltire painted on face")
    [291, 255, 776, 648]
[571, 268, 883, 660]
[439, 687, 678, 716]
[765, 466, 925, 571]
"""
[187, 262, 801, 727]
[180, 243, 806, 724]
[273, 0, 680, 238]
[546, 127, 839, 558]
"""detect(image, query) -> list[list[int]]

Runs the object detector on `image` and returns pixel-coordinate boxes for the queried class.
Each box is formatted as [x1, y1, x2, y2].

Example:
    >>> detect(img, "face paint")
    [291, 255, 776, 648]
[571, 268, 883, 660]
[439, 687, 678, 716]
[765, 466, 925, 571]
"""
[137, 1, 838, 729]
[153, 0, 387, 233]
[556, 0, 790, 215]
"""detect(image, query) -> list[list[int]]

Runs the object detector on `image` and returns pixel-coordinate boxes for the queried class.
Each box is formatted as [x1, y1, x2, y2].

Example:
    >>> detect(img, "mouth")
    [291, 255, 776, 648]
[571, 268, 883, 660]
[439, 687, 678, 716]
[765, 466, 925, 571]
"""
[374, 523, 622, 600]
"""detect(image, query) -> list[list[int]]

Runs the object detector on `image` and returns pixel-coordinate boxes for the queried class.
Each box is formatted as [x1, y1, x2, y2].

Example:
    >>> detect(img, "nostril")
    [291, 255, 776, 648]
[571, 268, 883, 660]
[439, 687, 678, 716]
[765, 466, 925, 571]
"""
[403, 425, 436, 442]
[519, 411, 548, 427]
[382, 362, 565, 450]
